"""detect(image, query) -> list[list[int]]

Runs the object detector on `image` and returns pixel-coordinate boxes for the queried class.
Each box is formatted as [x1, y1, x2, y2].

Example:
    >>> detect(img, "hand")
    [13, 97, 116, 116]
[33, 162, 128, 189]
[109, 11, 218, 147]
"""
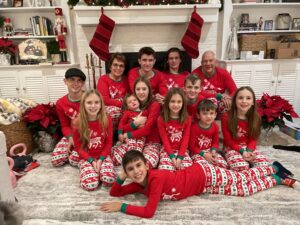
[66, 137, 74, 155]
[154, 93, 165, 104]
[100, 202, 122, 213]
[204, 152, 217, 164]
[95, 160, 103, 174]
[221, 96, 232, 111]
[242, 151, 256, 162]
[133, 112, 147, 128]
[118, 134, 125, 143]
[176, 158, 182, 170]
[119, 170, 127, 181]
[171, 158, 177, 169]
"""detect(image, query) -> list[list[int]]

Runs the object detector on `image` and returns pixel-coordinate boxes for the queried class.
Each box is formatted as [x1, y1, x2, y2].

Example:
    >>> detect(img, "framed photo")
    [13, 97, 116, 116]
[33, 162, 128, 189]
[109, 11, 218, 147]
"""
[18, 39, 47, 61]
[292, 18, 300, 30]
[13, 0, 23, 7]
[241, 13, 250, 24]
[0, 0, 13, 7]
[264, 20, 273, 31]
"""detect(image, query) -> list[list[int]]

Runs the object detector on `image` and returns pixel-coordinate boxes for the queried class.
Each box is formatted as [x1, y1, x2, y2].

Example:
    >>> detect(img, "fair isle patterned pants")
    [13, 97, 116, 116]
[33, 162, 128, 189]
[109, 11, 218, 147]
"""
[143, 142, 161, 169]
[224, 146, 270, 172]
[158, 148, 193, 171]
[191, 150, 228, 169]
[51, 137, 79, 167]
[195, 160, 277, 196]
[79, 156, 116, 191]
[105, 106, 122, 133]
[111, 137, 146, 165]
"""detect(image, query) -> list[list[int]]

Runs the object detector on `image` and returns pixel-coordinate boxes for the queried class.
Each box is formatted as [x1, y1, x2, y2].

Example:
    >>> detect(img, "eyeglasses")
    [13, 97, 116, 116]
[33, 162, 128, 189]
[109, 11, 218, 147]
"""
[112, 63, 125, 68]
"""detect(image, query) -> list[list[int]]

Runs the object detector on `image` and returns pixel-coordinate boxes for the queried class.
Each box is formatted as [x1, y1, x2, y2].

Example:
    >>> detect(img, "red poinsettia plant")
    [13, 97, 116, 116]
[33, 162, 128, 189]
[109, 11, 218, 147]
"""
[23, 103, 61, 136]
[257, 93, 299, 130]
[0, 37, 17, 55]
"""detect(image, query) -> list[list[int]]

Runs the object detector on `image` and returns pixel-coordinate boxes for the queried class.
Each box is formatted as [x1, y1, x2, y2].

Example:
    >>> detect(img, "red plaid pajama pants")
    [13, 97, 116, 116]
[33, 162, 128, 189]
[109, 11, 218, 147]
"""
[111, 137, 145, 165]
[191, 150, 228, 169]
[196, 160, 277, 196]
[79, 156, 116, 191]
[224, 146, 270, 171]
[158, 148, 193, 171]
[51, 137, 79, 167]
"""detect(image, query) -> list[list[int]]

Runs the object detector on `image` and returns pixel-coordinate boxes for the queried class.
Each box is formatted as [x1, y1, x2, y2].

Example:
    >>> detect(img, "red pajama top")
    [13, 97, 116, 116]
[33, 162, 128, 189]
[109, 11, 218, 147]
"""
[157, 116, 192, 158]
[189, 121, 219, 155]
[110, 163, 206, 218]
[97, 74, 130, 108]
[72, 117, 113, 161]
[128, 67, 168, 96]
[163, 71, 189, 90]
[127, 101, 161, 143]
[192, 66, 237, 97]
[221, 113, 257, 152]
[56, 95, 80, 138]
[118, 109, 149, 133]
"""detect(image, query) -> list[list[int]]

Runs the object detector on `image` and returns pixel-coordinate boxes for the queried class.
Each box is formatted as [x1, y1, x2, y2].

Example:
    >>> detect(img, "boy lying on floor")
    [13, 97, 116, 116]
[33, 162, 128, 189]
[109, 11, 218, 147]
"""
[101, 150, 299, 218]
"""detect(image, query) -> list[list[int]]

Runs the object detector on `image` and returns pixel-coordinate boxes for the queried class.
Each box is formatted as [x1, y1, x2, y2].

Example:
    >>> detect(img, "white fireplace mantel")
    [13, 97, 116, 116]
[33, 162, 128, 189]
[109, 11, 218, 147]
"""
[73, 4, 221, 26]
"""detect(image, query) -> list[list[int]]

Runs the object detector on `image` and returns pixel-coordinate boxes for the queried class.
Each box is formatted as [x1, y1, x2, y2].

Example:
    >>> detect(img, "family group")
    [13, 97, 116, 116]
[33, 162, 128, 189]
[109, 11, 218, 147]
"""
[49, 46, 299, 218]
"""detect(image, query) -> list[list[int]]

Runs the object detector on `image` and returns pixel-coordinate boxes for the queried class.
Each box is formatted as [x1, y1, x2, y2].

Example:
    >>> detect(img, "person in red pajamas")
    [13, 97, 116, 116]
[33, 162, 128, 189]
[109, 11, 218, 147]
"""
[97, 53, 130, 135]
[157, 88, 193, 171]
[123, 77, 161, 168]
[184, 74, 218, 121]
[128, 47, 167, 104]
[72, 90, 116, 191]
[221, 86, 269, 171]
[100, 150, 299, 218]
[189, 99, 228, 169]
[192, 50, 237, 116]
[111, 94, 148, 165]
[51, 68, 86, 167]
[163, 47, 190, 90]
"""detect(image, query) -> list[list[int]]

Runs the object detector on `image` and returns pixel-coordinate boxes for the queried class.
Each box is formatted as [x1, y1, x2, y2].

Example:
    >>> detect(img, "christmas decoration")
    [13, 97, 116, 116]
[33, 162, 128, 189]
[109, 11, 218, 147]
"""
[181, 6, 204, 58]
[89, 7, 115, 61]
[54, 8, 68, 62]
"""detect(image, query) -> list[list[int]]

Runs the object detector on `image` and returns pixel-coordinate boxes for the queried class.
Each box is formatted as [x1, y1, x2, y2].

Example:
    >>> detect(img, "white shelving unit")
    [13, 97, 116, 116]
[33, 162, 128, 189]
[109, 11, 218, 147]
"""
[0, 1, 78, 103]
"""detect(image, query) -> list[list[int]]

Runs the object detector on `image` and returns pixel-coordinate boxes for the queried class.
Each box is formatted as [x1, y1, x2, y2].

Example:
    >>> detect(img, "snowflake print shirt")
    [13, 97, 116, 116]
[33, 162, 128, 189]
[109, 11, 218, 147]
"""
[163, 71, 189, 90]
[221, 113, 257, 152]
[110, 163, 206, 218]
[73, 117, 113, 161]
[157, 116, 192, 158]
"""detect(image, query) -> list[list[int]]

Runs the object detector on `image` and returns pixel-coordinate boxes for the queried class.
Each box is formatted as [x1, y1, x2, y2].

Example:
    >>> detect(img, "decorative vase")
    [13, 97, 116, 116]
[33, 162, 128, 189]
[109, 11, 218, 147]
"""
[33, 131, 58, 153]
[51, 54, 61, 63]
[0, 52, 11, 66]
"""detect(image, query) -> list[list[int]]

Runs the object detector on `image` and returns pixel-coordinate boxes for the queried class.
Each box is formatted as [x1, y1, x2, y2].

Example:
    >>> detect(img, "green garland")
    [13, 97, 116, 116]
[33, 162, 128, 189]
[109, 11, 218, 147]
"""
[69, 0, 209, 7]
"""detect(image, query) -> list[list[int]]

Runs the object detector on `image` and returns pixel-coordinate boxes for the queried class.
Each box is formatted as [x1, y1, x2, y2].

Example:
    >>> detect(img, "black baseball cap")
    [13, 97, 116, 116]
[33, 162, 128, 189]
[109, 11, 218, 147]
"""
[65, 68, 86, 81]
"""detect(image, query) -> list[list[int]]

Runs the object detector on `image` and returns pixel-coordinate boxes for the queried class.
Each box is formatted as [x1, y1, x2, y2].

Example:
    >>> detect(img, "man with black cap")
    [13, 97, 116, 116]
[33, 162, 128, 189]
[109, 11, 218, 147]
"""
[51, 68, 86, 167]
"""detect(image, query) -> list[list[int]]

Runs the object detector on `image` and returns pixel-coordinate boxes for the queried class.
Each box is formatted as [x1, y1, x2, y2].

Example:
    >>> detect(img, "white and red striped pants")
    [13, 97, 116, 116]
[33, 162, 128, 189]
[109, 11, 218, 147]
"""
[196, 160, 277, 196]
[158, 148, 192, 171]
[51, 137, 79, 167]
[224, 146, 269, 172]
[79, 156, 116, 191]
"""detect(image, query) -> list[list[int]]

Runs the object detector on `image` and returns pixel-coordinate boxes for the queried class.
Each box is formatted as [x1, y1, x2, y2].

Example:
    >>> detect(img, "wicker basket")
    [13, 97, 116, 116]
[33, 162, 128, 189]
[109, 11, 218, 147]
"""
[0, 121, 35, 155]
[239, 34, 273, 52]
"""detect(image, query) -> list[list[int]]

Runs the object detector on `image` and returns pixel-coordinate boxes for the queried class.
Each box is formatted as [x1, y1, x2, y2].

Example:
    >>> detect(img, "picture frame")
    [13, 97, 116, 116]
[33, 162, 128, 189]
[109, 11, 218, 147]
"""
[13, 0, 23, 7]
[241, 13, 250, 24]
[292, 18, 300, 30]
[264, 20, 273, 30]
[0, 0, 13, 7]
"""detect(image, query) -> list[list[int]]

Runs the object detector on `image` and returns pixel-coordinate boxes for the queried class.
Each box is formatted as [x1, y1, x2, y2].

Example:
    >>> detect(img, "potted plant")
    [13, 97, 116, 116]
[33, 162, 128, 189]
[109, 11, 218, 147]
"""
[46, 40, 61, 63]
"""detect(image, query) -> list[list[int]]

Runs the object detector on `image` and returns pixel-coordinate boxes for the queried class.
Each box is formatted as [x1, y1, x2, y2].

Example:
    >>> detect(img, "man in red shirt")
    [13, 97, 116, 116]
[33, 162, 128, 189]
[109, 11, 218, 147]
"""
[192, 51, 237, 116]
[51, 68, 86, 167]
[100, 151, 298, 218]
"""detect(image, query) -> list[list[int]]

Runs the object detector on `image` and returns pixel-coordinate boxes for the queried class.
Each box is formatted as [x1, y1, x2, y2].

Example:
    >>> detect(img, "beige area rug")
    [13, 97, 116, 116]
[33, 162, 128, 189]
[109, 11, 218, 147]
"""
[15, 146, 300, 225]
